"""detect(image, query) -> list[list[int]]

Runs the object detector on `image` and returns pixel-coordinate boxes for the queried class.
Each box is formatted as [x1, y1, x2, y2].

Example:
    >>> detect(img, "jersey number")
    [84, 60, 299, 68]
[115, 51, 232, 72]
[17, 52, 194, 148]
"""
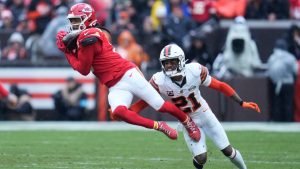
[171, 93, 201, 113]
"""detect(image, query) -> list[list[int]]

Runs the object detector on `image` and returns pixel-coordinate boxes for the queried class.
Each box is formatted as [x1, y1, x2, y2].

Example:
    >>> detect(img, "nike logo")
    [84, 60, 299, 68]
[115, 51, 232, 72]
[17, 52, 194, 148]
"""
[203, 108, 208, 112]
[129, 73, 133, 77]
[84, 32, 89, 36]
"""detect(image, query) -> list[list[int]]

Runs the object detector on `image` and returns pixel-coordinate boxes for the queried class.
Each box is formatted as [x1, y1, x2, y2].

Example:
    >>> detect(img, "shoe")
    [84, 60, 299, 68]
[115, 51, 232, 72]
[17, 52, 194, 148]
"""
[157, 122, 178, 140]
[183, 118, 200, 141]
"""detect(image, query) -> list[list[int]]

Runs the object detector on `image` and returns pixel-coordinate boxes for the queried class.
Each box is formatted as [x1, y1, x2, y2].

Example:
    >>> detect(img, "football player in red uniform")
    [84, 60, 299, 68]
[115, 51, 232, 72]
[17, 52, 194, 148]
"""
[56, 3, 201, 141]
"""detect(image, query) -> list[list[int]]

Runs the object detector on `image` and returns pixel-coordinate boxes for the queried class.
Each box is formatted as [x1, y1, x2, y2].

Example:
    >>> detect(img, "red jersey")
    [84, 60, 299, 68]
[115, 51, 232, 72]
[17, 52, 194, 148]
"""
[64, 28, 135, 87]
[189, 0, 213, 23]
[0, 83, 9, 98]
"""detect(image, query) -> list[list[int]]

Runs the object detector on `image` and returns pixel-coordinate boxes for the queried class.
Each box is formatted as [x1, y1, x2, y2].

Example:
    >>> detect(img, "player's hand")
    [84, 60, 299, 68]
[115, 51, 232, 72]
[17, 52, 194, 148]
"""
[56, 31, 68, 52]
[242, 102, 261, 113]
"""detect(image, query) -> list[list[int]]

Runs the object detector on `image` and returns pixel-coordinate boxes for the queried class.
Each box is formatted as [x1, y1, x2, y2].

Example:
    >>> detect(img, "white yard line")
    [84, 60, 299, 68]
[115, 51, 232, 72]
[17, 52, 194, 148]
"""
[16, 156, 300, 165]
[0, 122, 299, 132]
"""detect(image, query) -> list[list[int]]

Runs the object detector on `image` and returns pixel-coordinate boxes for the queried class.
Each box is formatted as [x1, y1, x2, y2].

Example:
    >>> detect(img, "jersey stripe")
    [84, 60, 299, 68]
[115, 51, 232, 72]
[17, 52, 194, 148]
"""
[149, 78, 160, 93]
[200, 66, 208, 83]
[164, 45, 171, 57]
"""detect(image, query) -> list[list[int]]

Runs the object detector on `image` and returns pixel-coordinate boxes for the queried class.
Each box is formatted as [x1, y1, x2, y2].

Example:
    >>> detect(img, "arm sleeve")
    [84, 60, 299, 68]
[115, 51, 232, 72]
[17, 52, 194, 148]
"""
[0, 83, 9, 98]
[65, 42, 101, 76]
[208, 77, 235, 97]
[200, 65, 212, 86]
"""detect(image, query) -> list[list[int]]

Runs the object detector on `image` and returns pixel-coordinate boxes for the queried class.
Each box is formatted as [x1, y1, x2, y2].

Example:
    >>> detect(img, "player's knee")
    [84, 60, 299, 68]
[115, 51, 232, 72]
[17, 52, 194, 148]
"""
[194, 153, 207, 167]
[112, 106, 128, 119]
[221, 145, 233, 157]
[157, 101, 167, 112]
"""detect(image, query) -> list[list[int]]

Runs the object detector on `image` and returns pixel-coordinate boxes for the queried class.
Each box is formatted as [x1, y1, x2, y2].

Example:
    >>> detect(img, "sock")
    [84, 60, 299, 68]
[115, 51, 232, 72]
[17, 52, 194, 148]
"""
[153, 121, 159, 130]
[158, 101, 188, 123]
[229, 149, 247, 169]
[113, 106, 155, 129]
[193, 159, 203, 169]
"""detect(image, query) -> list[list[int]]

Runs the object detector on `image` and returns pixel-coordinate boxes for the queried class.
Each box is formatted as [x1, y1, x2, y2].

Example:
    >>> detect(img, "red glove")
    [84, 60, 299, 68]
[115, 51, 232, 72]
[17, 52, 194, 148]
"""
[56, 31, 68, 52]
[242, 102, 261, 113]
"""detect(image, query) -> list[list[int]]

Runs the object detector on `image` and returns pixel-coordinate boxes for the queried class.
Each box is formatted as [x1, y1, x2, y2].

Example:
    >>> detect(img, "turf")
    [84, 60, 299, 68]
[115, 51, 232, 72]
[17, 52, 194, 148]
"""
[0, 131, 299, 169]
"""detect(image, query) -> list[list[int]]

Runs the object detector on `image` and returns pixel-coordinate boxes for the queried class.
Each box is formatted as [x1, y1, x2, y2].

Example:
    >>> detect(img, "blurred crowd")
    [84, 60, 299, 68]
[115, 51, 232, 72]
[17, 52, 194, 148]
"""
[0, 77, 88, 121]
[0, 0, 299, 121]
[0, 0, 299, 66]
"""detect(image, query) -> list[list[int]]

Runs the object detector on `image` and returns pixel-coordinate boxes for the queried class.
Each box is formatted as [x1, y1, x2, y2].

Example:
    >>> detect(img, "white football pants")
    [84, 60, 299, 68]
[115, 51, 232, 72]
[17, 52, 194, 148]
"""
[182, 102, 230, 156]
[108, 68, 164, 112]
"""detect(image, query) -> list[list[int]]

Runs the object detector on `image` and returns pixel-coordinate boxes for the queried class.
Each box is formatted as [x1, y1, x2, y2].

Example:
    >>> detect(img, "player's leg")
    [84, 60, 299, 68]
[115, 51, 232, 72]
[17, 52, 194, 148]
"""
[143, 88, 201, 142]
[221, 145, 247, 169]
[127, 68, 200, 141]
[202, 108, 247, 169]
[183, 123, 207, 169]
[193, 154, 206, 169]
[109, 89, 151, 128]
[108, 81, 177, 140]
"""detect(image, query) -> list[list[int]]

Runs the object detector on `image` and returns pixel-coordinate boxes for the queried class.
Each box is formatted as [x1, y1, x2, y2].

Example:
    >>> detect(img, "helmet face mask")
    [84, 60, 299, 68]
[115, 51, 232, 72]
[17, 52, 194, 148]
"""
[161, 58, 180, 77]
[159, 44, 186, 78]
[67, 3, 97, 33]
[68, 17, 83, 31]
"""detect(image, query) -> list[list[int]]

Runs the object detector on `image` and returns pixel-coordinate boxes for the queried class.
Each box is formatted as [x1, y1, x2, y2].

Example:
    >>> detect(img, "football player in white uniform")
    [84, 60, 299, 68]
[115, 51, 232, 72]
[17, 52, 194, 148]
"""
[130, 44, 260, 169]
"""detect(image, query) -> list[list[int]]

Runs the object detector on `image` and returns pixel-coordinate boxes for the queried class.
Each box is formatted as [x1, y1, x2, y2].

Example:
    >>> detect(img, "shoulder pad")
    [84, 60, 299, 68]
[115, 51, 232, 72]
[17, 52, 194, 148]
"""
[78, 28, 101, 41]
[186, 63, 202, 77]
[79, 28, 102, 46]
[152, 71, 166, 86]
[80, 36, 99, 46]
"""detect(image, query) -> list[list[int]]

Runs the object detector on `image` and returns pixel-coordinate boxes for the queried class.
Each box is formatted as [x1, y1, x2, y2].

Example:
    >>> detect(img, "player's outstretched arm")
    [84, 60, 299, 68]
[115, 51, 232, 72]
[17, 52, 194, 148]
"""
[208, 77, 261, 113]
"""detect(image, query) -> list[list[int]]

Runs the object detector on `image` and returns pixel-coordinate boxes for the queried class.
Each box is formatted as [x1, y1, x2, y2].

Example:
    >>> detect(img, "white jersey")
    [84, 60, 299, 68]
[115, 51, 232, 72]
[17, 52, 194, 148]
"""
[150, 63, 211, 115]
[151, 63, 230, 156]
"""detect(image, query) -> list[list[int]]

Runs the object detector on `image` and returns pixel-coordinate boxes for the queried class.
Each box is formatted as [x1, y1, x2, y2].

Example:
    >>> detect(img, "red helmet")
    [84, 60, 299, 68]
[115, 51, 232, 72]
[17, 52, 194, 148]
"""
[67, 3, 97, 32]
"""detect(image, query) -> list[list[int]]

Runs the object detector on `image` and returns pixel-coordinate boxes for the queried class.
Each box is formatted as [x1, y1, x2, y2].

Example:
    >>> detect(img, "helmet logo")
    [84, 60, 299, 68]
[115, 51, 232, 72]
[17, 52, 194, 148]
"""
[82, 6, 92, 13]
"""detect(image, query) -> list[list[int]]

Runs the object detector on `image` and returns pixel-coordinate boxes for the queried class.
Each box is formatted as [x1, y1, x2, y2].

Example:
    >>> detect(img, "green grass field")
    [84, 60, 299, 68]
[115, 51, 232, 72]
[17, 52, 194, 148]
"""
[0, 131, 299, 169]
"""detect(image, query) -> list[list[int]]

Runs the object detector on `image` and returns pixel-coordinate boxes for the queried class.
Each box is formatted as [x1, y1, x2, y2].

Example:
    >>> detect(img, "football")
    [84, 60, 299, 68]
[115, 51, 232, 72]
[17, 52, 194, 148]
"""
[62, 32, 80, 50]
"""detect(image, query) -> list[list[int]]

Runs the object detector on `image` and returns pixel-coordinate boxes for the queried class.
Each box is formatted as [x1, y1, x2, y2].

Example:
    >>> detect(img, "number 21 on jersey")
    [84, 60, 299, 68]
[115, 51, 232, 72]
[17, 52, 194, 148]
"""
[171, 92, 201, 114]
